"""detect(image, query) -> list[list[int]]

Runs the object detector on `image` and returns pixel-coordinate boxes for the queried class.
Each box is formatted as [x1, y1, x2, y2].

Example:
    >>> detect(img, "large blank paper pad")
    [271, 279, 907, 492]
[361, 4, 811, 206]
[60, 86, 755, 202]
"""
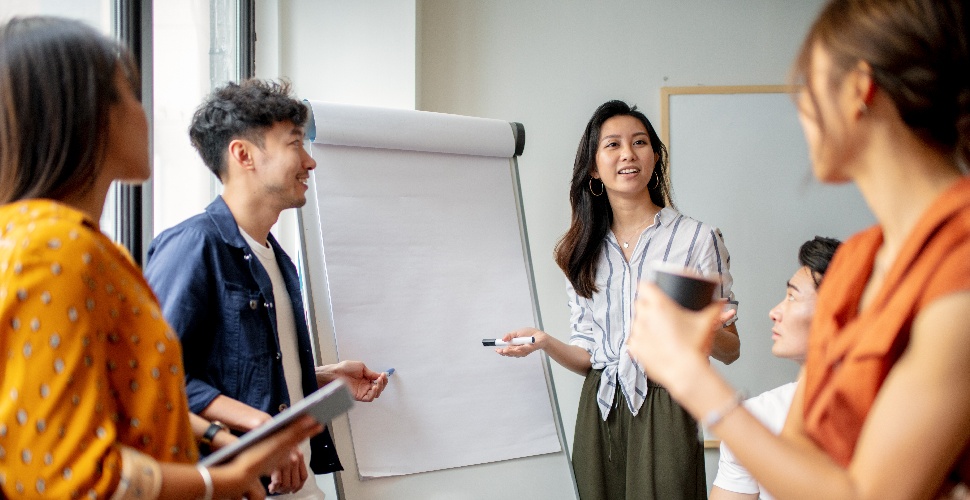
[305, 101, 561, 478]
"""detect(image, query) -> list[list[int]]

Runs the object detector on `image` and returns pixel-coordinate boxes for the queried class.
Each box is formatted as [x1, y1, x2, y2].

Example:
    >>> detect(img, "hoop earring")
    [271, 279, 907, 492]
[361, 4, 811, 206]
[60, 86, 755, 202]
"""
[588, 178, 604, 196]
[649, 171, 660, 190]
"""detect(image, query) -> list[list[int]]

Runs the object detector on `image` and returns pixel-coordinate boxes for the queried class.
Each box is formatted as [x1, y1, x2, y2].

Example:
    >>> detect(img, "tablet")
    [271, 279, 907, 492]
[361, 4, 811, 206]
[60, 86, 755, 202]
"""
[199, 379, 355, 467]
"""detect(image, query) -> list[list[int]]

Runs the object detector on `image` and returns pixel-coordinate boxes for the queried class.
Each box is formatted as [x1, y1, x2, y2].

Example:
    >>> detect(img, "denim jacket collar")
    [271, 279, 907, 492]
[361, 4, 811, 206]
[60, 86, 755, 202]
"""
[205, 195, 253, 250]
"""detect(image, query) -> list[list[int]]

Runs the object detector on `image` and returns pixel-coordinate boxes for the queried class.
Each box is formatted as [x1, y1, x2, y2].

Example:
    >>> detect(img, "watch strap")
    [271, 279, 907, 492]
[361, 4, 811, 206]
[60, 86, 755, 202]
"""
[201, 420, 228, 447]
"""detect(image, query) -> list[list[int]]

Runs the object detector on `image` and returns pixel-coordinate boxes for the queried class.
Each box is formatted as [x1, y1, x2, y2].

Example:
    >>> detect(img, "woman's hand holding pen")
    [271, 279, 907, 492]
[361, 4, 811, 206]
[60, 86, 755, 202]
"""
[495, 327, 545, 357]
[493, 327, 592, 375]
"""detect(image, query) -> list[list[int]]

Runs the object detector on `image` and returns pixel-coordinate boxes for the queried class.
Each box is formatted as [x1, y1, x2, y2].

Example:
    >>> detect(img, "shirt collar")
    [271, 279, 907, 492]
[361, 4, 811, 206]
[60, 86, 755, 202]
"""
[655, 206, 680, 227]
[205, 195, 250, 249]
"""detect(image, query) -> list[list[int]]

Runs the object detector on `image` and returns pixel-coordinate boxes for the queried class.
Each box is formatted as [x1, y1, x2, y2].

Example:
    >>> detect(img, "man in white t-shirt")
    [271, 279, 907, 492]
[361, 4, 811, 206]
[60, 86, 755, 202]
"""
[710, 236, 841, 500]
[147, 79, 390, 498]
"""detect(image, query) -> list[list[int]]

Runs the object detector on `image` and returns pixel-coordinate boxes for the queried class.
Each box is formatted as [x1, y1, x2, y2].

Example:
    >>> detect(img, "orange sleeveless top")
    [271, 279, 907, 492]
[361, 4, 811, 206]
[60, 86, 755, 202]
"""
[803, 177, 970, 477]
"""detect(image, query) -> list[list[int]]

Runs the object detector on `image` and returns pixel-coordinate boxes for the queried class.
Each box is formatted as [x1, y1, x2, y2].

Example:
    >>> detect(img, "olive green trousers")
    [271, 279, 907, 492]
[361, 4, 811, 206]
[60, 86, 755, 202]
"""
[572, 369, 707, 500]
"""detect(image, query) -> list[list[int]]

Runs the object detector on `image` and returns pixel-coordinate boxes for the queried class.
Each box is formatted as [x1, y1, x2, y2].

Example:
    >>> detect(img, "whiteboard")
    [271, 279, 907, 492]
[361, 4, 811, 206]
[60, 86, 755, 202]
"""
[661, 86, 874, 402]
[298, 101, 579, 499]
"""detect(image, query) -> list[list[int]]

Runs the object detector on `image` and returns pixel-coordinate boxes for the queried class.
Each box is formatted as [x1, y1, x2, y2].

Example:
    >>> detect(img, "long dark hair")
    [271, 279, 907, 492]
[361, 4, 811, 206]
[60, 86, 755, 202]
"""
[553, 100, 671, 298]
[0, 16, 138, 204]
[792, 0, 970, 169]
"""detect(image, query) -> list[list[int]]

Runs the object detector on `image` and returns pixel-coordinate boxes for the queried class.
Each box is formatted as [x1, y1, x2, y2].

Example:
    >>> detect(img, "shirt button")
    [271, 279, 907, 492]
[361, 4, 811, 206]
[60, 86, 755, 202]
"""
[279, 403, 288, 412]
[249, 300, 257, 310]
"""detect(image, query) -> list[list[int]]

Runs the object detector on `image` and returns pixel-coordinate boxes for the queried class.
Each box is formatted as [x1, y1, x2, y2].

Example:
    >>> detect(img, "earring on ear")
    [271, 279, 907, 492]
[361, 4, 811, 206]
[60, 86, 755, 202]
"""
[649, 171, 660, 190]
[856, 62, 876, 116]
[588, 178, 604, 197]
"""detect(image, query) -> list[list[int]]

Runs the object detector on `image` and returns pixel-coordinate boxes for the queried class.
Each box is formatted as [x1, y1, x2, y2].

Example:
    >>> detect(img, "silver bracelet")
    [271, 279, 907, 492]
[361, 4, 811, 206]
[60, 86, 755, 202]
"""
[196, 464, 213, 500]
[701, 391, 745, 429]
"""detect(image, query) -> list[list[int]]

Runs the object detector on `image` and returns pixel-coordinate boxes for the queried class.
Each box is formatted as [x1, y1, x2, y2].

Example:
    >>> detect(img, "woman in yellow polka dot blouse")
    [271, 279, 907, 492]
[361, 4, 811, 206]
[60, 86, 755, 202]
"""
[0, 16, 322, 499]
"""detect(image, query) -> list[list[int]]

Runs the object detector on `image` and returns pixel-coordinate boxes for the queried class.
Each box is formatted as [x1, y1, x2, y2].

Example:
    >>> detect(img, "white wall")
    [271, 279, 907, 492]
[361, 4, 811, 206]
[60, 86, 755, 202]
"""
[259, 0, 416, 109]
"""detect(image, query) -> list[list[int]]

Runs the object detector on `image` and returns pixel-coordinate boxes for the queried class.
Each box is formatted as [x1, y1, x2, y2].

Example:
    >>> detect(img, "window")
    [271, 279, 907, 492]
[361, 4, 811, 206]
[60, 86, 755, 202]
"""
[3, 1, 250, 262]
[0, 1, 109, 31]
[151, 0, 240, 237]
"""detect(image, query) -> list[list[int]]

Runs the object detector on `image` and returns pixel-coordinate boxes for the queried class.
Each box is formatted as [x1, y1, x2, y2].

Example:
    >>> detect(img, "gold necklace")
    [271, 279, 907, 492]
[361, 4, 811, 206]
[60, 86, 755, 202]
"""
[615, 216, 653, 249]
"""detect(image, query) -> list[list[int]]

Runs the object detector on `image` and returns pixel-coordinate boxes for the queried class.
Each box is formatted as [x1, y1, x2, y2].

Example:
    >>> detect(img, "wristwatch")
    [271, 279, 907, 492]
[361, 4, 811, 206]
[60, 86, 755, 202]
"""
[199, 420, 229, 454]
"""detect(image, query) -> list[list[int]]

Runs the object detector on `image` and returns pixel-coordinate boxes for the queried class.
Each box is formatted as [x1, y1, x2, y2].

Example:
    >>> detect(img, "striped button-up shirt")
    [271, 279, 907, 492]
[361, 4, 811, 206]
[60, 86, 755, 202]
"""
[568, 207, 738, 420]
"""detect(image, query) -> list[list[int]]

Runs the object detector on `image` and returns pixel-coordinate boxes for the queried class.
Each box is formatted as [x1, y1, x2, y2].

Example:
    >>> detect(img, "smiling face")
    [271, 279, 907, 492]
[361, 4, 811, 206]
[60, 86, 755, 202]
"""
[250, 120, 316, 210]
[768, 266, 818, 364]
[591, 115, 659, 199]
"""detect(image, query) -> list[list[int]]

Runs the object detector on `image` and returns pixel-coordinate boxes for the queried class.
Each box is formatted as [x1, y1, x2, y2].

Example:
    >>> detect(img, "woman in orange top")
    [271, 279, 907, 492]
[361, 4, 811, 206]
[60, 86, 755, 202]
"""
[0, 16, 321, 499]
[627, 0, 970, 498]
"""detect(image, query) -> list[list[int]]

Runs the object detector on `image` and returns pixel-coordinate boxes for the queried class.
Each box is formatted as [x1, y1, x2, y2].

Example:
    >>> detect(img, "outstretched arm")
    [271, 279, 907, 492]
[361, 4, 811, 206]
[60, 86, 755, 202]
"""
[495, 327, 592, 376]
[316, 360, 389, 402]
[628, 283, 970, 500]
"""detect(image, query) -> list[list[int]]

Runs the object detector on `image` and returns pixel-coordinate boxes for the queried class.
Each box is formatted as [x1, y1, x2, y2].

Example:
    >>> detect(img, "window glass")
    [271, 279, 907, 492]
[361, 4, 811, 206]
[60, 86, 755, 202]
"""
[3, 1, 242, 243]
[152, 0, 238, 235]
[0, 0, 109, 30]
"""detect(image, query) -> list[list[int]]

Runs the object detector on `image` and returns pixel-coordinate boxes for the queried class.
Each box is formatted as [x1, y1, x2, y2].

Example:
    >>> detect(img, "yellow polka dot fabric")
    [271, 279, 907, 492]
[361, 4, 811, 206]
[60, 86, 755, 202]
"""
[0, 200, 197, 498]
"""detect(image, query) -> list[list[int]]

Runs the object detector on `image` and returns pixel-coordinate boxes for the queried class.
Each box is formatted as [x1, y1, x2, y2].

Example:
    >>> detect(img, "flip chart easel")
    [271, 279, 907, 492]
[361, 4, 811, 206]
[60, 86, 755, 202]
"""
[297, 101, 580, 500]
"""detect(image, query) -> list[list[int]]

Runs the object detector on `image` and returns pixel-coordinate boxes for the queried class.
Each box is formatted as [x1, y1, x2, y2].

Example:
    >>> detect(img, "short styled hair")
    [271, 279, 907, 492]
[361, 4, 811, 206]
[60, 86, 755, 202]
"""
[188, 79, 307, 181]
[798, 236, 842, 288]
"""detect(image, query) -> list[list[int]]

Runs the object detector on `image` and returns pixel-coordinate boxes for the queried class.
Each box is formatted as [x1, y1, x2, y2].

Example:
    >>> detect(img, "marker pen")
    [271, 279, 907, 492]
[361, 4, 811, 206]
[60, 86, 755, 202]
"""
[373, 367, 394, 384]
[482, 337, 535, 347]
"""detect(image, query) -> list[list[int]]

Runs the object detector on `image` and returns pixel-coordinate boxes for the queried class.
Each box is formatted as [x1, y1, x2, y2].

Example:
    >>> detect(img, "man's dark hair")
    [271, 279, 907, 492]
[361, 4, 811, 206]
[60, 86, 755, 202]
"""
[188, 79, 307, 182]
[798, 236, 842, 288]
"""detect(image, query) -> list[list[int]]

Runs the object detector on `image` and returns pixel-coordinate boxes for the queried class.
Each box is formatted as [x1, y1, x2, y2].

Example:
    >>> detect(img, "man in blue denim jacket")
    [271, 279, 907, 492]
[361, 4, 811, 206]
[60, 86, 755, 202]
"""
[145, 79, 388, 498]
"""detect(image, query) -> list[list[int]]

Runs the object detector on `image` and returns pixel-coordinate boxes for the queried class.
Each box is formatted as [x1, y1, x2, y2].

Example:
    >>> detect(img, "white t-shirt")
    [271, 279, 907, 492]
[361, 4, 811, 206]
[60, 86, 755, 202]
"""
[242, 229, 324, 499]
[712, 382, 797, 500]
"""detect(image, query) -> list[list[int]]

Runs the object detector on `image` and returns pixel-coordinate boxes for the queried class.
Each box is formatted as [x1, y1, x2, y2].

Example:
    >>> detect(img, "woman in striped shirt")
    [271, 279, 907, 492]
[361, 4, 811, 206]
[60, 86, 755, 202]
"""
[497, 100, 741, 500]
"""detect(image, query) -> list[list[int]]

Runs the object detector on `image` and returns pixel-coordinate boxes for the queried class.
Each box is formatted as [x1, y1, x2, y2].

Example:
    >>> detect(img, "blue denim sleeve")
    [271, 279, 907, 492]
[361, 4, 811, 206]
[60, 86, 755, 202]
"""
[145, 225, 222, 413]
